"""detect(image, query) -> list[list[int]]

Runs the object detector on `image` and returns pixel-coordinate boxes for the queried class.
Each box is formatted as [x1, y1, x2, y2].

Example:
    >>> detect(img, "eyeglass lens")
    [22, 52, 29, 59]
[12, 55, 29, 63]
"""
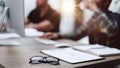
[29, 56, 60, 65]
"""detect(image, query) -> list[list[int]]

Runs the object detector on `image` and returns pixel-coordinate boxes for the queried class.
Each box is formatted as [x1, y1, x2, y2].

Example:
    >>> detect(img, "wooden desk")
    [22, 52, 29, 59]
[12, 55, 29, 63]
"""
[0, 38, 120, 68]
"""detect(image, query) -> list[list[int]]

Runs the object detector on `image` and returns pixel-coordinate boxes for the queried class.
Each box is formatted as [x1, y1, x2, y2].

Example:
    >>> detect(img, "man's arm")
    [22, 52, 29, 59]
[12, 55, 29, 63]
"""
[91, 9, 119, 37]
[25, 18, 30, 25]
[81, 0, 119, 37]
[25, 19, 55, 32]
[35, 20, 55, 32]
[40, 30, 87, 40]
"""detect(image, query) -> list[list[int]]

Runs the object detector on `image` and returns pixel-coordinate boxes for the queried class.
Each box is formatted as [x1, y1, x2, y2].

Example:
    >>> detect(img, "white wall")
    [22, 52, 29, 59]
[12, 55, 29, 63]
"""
[24, 0, 120, 18]
[24, 0, 60, 17]
[109, 0, 120, 13]
[48, 0, 60, 12]
[24, 0, 36, 17]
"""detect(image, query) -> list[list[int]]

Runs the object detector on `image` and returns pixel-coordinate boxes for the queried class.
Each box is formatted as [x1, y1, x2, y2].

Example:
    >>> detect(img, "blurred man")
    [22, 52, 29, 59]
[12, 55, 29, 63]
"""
[25, 0, 60, 32]
[83, 0, 120, 49]
[41, 0, 120, 49]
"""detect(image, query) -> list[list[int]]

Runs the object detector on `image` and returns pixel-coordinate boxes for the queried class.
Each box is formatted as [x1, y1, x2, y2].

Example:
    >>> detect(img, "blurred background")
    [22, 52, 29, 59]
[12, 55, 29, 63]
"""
[24, 0, 120, 18]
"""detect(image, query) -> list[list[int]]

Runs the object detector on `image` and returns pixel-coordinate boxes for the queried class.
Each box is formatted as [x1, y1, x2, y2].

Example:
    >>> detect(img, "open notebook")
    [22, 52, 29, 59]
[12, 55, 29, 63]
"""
[41, 48, 103, 64]
[73, 44, 120, 57]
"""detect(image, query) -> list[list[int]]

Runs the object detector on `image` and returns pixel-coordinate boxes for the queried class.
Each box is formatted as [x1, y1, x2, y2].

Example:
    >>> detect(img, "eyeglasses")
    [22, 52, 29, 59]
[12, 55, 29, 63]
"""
[29, 56, 60, 65]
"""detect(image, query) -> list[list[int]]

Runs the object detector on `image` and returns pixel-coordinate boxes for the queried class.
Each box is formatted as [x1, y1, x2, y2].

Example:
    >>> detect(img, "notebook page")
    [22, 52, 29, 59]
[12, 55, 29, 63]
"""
[41, 48, 103, 63]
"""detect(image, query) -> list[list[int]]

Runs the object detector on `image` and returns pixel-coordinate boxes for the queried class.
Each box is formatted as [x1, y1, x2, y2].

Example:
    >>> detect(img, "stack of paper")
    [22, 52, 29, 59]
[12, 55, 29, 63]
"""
[35, 38, 71, 48]
[54, 43, 71, 48]
[41, 48, 103, 64]
[77, 36, 89, 44]
[35, 38, 58, 45]
[0, 40, 21, 46]
[73, 44, 120, 56]
[0, 33, 20, 39]
[25, 28, 44, 37]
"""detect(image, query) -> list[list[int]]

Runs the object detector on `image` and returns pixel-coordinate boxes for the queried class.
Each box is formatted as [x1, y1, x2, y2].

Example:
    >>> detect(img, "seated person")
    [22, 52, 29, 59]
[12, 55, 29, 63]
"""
[25, 0, 60, 32]
[41, 0, 120, 49]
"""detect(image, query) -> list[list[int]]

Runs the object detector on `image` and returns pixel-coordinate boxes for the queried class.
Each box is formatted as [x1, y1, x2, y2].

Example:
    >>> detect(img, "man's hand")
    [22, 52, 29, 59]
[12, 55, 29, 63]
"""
[25, 20, 55, 32]
[82, 0, 97, 11]
[40, 32, 59, 40]
[1, 23, 6, 31]
[36, 20, 55, 32]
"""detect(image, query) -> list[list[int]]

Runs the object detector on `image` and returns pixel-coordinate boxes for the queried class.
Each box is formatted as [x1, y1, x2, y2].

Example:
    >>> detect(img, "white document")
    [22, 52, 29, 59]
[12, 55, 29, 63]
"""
[25, 28, 44, 37]
[54, 43, 71, 48]
[0, 40, 21, 46]
[35, 38, 58, 45]
[77, 36, 89, 44]
[73, 44, 106, 51]
[35, 38, 71, 47]
[0, 33, 20, 39]
[90, 48, 120, 56]
[73, 44, 120, 56]
[41, 48, 103, 64]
